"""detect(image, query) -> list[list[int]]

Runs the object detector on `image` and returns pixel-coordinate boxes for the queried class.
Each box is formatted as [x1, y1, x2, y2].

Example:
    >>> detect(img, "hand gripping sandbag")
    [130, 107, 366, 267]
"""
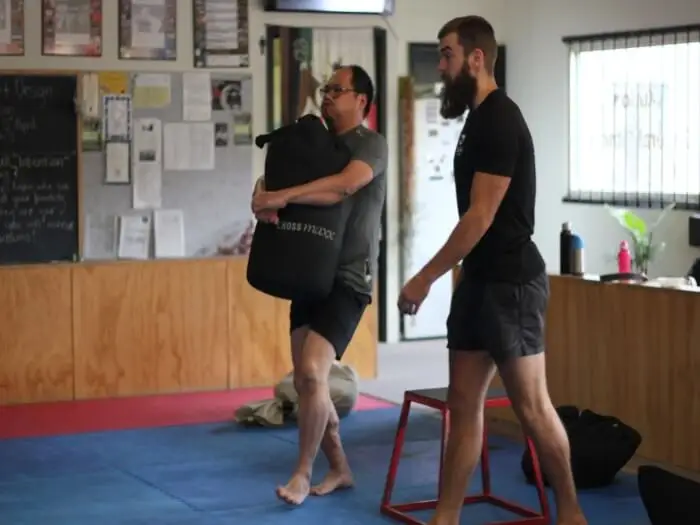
[247, 115, 352, 300]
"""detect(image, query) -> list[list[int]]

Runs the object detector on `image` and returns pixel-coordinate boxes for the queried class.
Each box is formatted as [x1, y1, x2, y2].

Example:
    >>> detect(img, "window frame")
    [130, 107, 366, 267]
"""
[563, 24, 700, 211]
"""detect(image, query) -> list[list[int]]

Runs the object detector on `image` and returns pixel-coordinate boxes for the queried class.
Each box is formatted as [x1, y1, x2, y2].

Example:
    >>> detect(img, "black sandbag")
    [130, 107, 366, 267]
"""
[247, 115, 352, 301]
[638, 465, 700, 525]
[521, 406, 642, 488]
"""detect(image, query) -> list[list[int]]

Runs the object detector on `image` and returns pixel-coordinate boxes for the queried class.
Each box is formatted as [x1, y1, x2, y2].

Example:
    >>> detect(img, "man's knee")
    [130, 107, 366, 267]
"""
[294, 362, 328, 394]
[447, 383, 486, 417]
[515, 397, 551, 430]
[293, 330, 335, 394]
[500, 355, 553, 430]
[326, 407, 340, 431]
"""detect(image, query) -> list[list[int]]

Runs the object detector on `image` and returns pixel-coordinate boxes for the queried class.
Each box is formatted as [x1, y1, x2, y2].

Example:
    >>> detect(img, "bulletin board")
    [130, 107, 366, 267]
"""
[81, 71, 254, 259]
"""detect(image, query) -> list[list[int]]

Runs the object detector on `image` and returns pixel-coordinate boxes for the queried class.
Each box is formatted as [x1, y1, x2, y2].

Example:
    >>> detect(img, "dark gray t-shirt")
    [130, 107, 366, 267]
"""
[336, 126, 388, 296]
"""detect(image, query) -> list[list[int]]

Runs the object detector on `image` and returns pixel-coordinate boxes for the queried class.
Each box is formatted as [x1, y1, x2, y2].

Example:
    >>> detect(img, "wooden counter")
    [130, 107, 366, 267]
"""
[0, 258, 377, 405]
[488, 275, 700, 472]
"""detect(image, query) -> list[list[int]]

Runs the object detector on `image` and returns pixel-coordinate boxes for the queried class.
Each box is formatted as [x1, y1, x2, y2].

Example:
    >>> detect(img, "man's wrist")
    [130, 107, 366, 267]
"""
[419, 264, 441, 286]
[281, 186, 298, 203]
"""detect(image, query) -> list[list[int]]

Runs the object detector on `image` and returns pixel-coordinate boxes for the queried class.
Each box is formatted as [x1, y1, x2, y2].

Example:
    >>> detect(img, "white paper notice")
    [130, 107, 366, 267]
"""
[182, 72, 212, 121]
[53, 0, 91, 47]
[163, 123, 189, 170]
[104, 96, 131, 140]
[163, 123, 215, 171]
[84, 214, 118, 260]
[131, 0, 167, 49]
[118, 214, 152, 260]
[105, 142, 130, 183]
[134, 118, 162, 164]
[189, 123, 215, 170]
[154, 209, 186, 258]
[133, 73, 171, 108]
[133, 164, 162, 209]
[0, 1, 12, 48]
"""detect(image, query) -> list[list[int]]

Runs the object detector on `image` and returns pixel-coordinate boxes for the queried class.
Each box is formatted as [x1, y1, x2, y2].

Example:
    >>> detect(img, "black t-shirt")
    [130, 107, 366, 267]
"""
[454, 89, 545, 283]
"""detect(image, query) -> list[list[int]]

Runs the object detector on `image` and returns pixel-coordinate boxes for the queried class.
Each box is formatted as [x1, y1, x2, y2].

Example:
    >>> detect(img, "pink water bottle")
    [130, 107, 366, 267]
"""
[617, 241, 632, 273]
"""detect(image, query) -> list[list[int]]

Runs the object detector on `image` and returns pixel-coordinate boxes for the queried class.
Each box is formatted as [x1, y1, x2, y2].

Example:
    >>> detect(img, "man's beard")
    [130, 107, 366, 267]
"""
[439, 67, 477, 119]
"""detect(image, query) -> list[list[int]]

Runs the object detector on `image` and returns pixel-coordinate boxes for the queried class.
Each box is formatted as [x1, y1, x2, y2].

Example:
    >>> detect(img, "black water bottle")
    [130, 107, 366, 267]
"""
[560, 222, 573, 275]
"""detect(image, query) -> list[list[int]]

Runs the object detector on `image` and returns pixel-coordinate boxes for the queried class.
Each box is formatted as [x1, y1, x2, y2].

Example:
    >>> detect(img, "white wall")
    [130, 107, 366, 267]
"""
[1, 0, 507, 343]
[503, 0, 700, 278]
[11, 1, 696, 341]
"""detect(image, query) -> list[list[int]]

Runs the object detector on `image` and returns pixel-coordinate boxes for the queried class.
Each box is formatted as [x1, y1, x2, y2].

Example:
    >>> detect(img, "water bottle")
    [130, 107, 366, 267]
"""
[617, 241, 632, 274]
[570, 234, 585, 276]
[560, 222, 573, 275]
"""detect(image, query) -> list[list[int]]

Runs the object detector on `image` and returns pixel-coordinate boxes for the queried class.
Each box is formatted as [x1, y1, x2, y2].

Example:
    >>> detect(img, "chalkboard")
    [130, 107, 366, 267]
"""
[0, 74, 80, 264]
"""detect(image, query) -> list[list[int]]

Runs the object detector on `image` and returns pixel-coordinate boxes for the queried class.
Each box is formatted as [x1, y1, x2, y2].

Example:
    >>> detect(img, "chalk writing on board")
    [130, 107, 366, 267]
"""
[0, 107, 38, 144]
[0, 152, 77, 246]
[0, 73, 79, 264]
[0, 77, 55, 106]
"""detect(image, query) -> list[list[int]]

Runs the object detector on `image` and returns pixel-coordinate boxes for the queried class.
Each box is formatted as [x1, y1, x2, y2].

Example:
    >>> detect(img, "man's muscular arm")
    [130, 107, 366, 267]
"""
[419, 115, 519, 284]
[286, 190, 346, 206]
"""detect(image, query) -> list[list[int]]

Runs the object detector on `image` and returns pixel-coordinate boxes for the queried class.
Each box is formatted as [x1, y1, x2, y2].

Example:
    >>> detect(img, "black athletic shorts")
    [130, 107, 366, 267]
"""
[446, 271, 549, 362]
[289, 282, 370, 359]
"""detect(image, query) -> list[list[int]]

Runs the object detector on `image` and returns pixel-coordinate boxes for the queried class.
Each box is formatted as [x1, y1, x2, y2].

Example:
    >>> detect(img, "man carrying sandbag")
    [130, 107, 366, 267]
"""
[251, 65, 388, 506]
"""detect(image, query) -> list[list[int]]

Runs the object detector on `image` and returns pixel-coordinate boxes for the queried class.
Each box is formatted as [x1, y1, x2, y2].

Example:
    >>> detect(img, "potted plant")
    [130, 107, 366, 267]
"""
[605, 203, 676, 275]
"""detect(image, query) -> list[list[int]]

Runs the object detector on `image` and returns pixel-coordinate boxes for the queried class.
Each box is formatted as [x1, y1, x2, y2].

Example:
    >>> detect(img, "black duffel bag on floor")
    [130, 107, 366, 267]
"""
[521, 406, 642, 489]
[247, 115, 352, 301]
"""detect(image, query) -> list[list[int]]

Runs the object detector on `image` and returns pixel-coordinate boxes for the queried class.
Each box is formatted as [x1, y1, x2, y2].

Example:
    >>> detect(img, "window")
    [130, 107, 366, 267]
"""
[565, 26, 700, 209]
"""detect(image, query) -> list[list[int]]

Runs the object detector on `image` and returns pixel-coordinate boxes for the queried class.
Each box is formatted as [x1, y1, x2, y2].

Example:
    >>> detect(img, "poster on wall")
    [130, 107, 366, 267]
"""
[42, 0, 102, 57]
[193, 0, 249, 68]
[118, 0, 176, 60]
[210, 79, 242, 111]
[0, 0, 24, 56]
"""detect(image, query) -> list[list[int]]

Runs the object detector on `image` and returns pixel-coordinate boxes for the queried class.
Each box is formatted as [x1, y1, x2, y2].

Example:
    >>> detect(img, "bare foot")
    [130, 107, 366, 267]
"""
[310, 468, 354, 496]
[276, 472, 311, 505]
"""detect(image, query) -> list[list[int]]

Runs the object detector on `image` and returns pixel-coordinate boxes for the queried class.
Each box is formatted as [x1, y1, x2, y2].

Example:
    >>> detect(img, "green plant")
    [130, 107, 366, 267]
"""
[605, 203, 676, 274]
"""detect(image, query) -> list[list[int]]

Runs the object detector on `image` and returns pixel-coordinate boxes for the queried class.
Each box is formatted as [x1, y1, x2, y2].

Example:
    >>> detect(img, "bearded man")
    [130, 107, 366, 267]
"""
[397, 16, 586, 525]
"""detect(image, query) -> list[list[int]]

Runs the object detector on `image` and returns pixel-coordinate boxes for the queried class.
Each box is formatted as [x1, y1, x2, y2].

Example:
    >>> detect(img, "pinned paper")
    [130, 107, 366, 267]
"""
[98, 72, 129, 95]
[133, 73, 172, 108]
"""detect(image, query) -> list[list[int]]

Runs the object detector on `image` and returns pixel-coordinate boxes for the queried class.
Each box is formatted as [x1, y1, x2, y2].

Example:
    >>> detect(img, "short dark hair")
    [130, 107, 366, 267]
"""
[347, 65, 374, 118]
[437, 16, 498, 73]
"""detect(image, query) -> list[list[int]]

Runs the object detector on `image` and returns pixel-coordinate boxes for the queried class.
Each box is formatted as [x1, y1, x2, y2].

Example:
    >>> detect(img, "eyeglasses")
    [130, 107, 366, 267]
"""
[320, 84, 355, 97]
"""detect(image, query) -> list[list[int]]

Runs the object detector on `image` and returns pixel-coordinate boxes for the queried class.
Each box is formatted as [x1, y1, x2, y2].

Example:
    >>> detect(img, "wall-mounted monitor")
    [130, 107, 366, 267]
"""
[263, 0, 394, 15]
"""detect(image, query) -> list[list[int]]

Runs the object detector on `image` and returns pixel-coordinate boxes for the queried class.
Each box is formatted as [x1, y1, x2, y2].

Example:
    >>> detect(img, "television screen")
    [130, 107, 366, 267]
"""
[263, 0, 394, 15]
